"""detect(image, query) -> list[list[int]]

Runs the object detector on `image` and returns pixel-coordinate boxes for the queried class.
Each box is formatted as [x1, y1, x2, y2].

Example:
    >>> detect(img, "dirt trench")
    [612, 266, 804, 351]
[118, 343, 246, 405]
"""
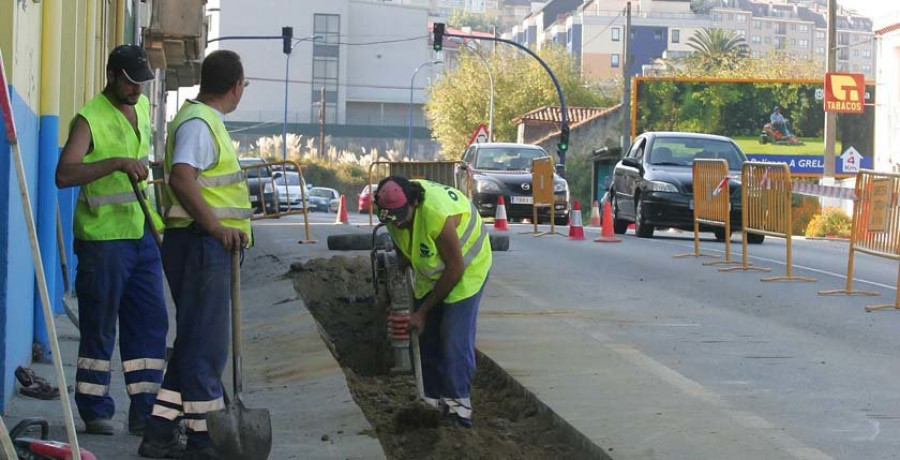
[290, 255, 607, 460]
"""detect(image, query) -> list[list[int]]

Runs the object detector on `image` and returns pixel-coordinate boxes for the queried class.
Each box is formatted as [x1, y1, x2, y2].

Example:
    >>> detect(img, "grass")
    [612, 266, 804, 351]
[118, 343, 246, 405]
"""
[733, 136, 842, 155]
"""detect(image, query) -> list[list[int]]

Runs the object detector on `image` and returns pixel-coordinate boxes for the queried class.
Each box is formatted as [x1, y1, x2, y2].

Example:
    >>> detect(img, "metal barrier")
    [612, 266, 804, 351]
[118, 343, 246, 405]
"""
[676, 159, 736, 264]
[366, 160, 469, 226]
[720, 162, 815, 282]
[240, 160, 316, 244]
[820, 169, 899, 310]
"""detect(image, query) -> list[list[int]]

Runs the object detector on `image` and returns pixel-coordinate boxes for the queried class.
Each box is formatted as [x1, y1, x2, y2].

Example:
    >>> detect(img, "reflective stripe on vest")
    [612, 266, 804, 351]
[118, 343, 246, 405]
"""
[166, 205, 254, 220]
[418, 203, 487, 279]
[195, 170, 247, 188]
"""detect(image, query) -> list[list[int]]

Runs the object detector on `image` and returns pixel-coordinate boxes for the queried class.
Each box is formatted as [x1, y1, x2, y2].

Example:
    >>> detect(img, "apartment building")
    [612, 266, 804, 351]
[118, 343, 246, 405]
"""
[507, 0, 876, 82]
[203, 0, 439, 155]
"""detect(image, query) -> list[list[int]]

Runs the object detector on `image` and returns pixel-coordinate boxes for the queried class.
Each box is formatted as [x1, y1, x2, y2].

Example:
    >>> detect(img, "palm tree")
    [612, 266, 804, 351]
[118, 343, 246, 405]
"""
[686, 28, 750, 71]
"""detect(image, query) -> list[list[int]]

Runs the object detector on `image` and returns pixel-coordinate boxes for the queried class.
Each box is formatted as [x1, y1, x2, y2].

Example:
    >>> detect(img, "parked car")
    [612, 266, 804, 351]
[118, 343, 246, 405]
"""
[307, 187, 340, 213]
[358, 184, 377, 214]
[239, 158, 279, 215]
[458, 142, 569, 225]
[273, 171, 309, 211]
[610, 132, 763, 243]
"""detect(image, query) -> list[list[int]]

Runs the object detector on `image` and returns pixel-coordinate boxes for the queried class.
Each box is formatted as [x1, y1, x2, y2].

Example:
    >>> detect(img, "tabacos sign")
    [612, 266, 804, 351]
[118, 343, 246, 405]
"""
[824, 73, 866, 114]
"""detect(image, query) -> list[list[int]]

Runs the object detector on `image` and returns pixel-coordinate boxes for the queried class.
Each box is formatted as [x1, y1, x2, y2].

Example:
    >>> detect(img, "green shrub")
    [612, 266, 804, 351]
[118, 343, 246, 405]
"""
[791, 195, 820, 235]
[805, 207, 851, 238]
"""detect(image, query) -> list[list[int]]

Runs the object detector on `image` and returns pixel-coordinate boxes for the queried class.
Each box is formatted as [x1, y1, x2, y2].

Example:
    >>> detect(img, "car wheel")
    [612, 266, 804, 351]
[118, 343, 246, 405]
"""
[612, 194, 629, 235]
[747, 233, 765, 245]
[634, 195, 654, 238]
[713, 228, 727, 241]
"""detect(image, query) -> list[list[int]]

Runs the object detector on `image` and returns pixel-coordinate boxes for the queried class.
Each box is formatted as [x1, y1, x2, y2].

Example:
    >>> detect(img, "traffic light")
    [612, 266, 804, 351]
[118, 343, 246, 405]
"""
[558, 124, 570, 152]
[282, 26, 294, 54]
[433, 23, 445, 52]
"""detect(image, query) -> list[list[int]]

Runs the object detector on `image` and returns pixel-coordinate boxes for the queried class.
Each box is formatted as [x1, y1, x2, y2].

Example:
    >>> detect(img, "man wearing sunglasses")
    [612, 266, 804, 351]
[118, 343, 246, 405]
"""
[375, 176, 492, 428]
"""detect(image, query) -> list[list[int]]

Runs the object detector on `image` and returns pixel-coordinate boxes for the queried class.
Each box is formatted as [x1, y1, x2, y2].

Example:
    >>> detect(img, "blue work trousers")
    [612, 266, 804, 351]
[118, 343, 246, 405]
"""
[74, 225, 168, 424]
[148, 227, 231, 449]
[415, 280, 486, 420]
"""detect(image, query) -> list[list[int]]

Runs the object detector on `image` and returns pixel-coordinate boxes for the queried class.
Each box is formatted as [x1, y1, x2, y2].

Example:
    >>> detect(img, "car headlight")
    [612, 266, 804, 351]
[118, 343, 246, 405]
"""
[647, 181, 678, 193]
[264, 182, 274, 194]
[476, 179, 501, 193]
[554, 180, 568, 193]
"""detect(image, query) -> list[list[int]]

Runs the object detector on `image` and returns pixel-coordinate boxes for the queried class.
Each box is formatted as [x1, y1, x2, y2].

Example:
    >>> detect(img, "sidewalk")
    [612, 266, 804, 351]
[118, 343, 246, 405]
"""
[3, 219, 383, 459]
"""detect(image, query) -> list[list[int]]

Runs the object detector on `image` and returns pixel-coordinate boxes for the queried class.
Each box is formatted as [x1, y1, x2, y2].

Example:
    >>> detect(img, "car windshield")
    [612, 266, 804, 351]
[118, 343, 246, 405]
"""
[475, 147, 549, 171]
[648, 137, 745, 170]
[274, 174, 300, 186]
[240, 160, 270, 178]
[310, 189, 333, 198]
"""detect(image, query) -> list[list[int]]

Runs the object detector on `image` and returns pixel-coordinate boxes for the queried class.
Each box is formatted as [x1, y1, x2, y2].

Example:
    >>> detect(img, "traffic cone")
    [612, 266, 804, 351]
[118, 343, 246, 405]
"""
[494, 196, 509, 231]
[568, 200, 585, 240]
[594, 201, 622, 243]
[589, 200, 602, 227]
[335, 194, 349, 224]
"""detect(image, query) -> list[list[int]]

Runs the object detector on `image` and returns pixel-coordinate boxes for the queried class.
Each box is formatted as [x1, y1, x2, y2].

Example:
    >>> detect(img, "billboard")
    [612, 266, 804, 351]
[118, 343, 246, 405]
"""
[632, 77, 875, 178]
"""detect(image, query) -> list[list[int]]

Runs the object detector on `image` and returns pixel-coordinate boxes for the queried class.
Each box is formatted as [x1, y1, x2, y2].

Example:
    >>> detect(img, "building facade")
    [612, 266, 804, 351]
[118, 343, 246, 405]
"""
[204, 0, 440, 157]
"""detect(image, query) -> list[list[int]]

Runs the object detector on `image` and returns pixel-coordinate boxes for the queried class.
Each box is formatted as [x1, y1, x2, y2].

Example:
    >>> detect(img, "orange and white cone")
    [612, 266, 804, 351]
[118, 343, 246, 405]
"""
[589, 200, 602, 227]
[594, 201, 622, 243]
[494, 196, 509, 231]
[568, 200, 585, 240]
[335, 194, 349, 224]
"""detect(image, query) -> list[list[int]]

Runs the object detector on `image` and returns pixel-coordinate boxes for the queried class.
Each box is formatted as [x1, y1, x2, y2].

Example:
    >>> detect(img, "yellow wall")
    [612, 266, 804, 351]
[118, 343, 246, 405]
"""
[582, 53, 622, 80]
[4, 0, 44, 113]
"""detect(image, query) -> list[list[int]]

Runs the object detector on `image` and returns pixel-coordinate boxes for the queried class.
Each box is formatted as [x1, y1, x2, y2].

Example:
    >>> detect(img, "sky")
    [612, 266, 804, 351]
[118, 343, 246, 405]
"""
[839, 0, 900, 27]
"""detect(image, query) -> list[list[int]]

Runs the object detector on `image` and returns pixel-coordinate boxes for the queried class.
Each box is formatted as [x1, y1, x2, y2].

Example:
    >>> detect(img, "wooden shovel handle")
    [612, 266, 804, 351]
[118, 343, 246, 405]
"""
[231, 251, 243, 399]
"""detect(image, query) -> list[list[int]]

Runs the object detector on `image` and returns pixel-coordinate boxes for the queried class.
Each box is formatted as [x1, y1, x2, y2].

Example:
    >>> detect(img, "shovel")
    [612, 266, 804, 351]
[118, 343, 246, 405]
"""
[57, 204, 79, 328]
[207, 251, 273, 460]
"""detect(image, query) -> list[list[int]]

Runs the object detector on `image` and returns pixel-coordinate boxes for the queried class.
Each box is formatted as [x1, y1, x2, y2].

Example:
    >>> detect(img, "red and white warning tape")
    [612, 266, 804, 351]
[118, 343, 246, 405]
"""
[790, 181, 857, 200]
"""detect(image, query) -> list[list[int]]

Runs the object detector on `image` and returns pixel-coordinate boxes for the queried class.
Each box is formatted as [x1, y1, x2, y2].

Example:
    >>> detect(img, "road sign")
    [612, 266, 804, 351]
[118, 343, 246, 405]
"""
[840, 146, 863, 174]
[532, 157, 554, 205]
[824, 73, 865, 114]
[467, 123, 489, 146]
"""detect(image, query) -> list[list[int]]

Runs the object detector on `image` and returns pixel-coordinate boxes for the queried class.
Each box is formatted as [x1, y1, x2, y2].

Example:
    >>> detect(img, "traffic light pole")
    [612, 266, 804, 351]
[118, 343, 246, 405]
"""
[440, 28, 569, 170]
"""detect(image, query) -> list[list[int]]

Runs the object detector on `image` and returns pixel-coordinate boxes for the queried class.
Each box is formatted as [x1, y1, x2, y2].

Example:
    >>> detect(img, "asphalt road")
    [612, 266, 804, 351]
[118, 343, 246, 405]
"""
[258, 213, 900, 459]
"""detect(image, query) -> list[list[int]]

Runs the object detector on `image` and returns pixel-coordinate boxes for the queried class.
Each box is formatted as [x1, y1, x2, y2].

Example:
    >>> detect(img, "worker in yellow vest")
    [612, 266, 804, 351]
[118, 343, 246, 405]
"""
[139, 50, 251, 460]
[375, 177, 492, 428]
[55, 45, 167, 436]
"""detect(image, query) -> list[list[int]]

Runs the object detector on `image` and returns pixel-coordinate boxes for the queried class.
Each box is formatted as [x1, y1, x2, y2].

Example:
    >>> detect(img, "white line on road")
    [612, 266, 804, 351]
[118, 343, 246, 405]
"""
[649, 238, 897, 291]
[491, 276, 835, 460]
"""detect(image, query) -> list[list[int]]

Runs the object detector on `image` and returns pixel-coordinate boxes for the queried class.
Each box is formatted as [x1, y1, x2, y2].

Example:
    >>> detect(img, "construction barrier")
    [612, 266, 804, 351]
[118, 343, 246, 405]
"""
[675, 159, 735, 264]
[240, 160, 316, 243]
[720, 162, 815, 282]
[820, 169, 900, 311]
[367, 160, 469, 226]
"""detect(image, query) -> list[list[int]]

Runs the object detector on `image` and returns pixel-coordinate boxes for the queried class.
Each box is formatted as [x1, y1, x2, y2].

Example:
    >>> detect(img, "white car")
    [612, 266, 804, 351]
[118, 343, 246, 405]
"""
[273, 171, 309, 211]
[307, 187, 340, 213]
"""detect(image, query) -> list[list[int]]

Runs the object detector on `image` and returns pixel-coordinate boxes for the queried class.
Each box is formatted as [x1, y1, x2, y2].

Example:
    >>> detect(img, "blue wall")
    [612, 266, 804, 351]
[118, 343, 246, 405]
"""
[629, 26, 668, 77]
[0, 85, 39, 410]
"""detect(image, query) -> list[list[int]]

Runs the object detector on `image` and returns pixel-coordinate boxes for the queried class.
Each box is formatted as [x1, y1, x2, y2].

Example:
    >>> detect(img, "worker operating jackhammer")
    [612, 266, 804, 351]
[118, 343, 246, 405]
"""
[374, 176, 492, 428]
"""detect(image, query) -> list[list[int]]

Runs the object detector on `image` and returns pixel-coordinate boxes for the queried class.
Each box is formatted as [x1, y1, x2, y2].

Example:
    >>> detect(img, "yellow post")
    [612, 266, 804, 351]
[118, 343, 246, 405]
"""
[116, 0, 126, 45]
[41, 0, 62, 118]
[83, 0, 96, 101]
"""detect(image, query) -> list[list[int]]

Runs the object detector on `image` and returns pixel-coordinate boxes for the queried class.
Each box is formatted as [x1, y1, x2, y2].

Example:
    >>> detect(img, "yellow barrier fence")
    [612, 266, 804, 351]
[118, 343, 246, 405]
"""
[720, 162, 815, 281]
[820, 169, 900, 311]
[676, 159, 736, 265]
[241, 160, 316, 244]
[366, 161, 469, 226]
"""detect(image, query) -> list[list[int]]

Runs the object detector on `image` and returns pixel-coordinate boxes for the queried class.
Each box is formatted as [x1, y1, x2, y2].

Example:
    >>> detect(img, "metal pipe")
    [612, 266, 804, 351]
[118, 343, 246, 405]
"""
[407, 60, 441, 160]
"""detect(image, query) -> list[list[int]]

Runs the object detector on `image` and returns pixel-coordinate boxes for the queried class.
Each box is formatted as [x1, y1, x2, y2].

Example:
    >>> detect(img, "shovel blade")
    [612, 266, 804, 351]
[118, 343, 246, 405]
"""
[207, 401, 272, 460]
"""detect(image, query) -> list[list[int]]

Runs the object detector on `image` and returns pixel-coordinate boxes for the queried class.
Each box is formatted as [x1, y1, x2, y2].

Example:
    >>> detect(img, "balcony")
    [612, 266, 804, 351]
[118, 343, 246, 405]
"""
[143, 0, 207, 91]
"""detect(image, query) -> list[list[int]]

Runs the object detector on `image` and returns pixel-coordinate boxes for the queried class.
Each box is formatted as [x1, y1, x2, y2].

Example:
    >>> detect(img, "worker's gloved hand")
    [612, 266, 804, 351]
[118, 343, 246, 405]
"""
[117, 158, 149, 182]
[213, 225, 248, 252]
[408, 310, 426, 336]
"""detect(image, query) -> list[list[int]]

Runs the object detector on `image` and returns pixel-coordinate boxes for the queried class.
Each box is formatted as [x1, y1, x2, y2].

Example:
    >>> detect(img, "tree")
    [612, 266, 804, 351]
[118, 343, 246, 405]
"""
[426, 45, 616, 160]
[685, 28, 749, 72]
[448, 9, 501, 33]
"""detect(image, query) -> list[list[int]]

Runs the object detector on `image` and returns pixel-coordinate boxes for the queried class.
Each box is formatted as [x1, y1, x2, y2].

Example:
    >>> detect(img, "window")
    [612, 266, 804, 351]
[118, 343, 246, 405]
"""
[314, 13, 340, 45]
[765, 37, 772, 44]
[752, 36, 761, 44]
[799, 39, 808, 47]
[854, 49, 860, 57]
[791, 38, 797, 46]
[863, 50, 872, 58]
[863, 65, 871, 73]
[815, 46, 825, 54]
[736, 14, 747, 23]
[775, 37, 786, 49]
[791, 23, 797, 31]
[672, 29, 680, 43]
[611, 54, 620, 68]
[753, 20, 762, 29]
[612, 27, 620, 41]
[799, 24, 809, 32]
[737, 30, 746, 38]
[816, 31, 825, 40]
[312, 13, 340, 124]
[775, 22, 787, 35]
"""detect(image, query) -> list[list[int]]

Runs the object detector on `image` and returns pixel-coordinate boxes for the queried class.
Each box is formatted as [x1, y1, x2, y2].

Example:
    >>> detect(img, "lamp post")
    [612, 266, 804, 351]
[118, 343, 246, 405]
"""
[283, 34, 321, 161]
[407, 60, 442, 160]
[453, 38, 494, 142]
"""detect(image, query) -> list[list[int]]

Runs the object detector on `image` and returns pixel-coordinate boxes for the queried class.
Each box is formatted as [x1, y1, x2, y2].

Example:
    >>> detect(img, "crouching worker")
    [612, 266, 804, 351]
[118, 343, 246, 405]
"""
[374, 176, 492, 428]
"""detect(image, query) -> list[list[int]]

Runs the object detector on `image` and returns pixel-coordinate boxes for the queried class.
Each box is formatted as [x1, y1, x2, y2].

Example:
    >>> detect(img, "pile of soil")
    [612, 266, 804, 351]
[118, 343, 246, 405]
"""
[291, 255, 605, 460]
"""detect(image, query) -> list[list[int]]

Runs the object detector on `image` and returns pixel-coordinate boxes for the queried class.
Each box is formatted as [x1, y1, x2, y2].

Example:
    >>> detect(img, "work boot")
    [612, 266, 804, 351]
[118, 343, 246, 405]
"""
[139, 418, 186, 459]
[129, 411, 148, 436]
[84, 418, 117, 435]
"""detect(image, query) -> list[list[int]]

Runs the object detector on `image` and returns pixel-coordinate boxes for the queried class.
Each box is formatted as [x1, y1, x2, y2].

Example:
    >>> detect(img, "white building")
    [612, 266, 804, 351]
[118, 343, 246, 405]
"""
[874, 22, 900, 172]
[187, 0, 440, 156]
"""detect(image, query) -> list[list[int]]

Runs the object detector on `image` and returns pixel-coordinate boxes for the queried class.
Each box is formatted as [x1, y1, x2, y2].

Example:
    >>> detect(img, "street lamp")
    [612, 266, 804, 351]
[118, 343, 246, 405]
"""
[452, 38, 494, 143]
[283, 34, 322, 161]
[407, 60, 442, 160]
